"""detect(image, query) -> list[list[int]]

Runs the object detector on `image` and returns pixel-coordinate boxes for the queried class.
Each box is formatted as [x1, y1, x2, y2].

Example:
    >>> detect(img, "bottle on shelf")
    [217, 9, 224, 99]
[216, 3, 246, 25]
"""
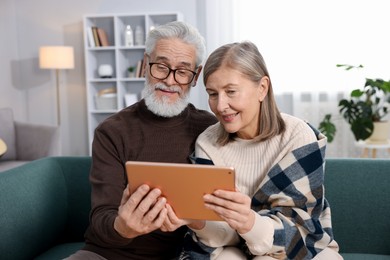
[135, 25, 144, 46]
[124, 25, 134, 47]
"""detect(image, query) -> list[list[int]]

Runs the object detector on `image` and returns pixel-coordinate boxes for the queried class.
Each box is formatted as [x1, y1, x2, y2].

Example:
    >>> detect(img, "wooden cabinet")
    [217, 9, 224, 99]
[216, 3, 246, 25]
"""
[83, 13, 182, 151]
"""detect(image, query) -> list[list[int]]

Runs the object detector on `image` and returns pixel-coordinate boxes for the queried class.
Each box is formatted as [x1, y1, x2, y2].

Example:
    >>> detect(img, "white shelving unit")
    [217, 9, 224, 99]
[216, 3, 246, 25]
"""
[83, 13, 182, 151]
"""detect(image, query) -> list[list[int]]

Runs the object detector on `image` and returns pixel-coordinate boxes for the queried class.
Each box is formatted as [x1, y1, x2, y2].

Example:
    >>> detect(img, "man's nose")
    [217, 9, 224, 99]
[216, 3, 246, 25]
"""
[163, 71, 177, 86]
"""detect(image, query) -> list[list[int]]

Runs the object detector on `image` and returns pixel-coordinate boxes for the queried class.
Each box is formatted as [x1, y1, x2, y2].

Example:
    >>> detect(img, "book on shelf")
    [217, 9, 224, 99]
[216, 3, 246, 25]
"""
[139, 59, 146, 78]
[87, 27, 110, 47]
[91, 27, 101, 47]
[97, 28, 109, 46]
[134, 59, 146, 78]
[135, 59, 142, 78]
[87, 27, 95, 47]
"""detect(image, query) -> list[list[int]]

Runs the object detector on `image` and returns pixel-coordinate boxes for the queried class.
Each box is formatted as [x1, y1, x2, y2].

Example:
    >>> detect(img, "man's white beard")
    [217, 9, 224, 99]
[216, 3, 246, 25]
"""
[142, 77, 190, 118]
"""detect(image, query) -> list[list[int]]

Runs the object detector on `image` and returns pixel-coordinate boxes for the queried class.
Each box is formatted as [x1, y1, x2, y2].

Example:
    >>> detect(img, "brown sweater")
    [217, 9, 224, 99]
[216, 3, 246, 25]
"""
[83, 100, 217, 260]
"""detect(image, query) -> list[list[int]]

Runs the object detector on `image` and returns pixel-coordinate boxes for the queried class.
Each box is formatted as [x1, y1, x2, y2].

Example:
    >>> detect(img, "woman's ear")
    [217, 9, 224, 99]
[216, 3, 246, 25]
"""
[258, 76, 270, 102]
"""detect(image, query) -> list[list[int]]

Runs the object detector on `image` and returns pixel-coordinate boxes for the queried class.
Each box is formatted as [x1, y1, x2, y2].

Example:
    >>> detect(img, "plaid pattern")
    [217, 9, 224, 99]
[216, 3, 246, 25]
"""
[187, 125, 335, 259]
[251, 129, 334, 259]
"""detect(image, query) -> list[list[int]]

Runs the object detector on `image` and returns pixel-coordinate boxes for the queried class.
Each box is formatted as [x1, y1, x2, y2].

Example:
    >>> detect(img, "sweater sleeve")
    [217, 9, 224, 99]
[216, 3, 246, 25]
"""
[189, 221, 240, 247]
[191, 142, 241, 248]
[238, 212, 274, 255]
[86, 125, 134, 247]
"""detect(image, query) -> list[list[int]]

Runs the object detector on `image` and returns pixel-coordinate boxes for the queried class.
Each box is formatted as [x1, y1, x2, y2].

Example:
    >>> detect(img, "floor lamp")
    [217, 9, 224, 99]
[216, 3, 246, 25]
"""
[39, 46, 75, 125]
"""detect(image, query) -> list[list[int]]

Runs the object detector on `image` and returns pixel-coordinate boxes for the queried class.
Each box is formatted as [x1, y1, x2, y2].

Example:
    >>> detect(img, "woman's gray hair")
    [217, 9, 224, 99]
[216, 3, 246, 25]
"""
[203, 41, 286, 145]
[145, 21, 206, 67]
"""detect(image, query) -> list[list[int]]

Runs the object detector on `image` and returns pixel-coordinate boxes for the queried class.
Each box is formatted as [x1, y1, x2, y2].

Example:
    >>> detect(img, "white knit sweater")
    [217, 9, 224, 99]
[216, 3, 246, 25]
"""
[195, 113, 317, 197]
[192, 113, 318, 257]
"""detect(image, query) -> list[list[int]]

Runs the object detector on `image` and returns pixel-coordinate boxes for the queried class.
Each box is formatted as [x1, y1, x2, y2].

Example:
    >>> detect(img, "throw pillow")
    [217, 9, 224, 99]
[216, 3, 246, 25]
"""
[0, 138, 7, 158]
[0, 108, 16, 160]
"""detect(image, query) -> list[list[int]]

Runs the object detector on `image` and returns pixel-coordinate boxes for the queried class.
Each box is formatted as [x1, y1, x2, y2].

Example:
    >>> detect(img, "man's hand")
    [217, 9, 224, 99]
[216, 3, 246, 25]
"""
[114, 184, 168, 238]
[160, 204, 190, 232]
[161, 204, 206, 232]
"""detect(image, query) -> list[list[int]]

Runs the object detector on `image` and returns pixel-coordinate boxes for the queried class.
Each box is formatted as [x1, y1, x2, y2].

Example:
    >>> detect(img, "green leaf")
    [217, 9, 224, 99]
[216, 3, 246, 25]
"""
[351, 89, 363, 97]
[350, 118, 373, 141]
[318, 114, 336, 143]
[334, 63, 389, 141]
[336, 64, 364, 70]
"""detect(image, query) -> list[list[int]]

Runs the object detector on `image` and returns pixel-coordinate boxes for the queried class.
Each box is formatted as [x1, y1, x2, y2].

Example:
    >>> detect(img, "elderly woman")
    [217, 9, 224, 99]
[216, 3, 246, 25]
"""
[180, 41, 342, 260]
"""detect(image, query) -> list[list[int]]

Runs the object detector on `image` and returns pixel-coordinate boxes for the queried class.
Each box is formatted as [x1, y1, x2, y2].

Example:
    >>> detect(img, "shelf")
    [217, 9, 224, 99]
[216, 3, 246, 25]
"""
[83, 12, 182, 153]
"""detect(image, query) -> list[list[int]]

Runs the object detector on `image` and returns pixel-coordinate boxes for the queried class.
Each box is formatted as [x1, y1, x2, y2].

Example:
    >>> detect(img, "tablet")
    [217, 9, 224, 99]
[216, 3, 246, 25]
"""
[125, 161, 235, 221]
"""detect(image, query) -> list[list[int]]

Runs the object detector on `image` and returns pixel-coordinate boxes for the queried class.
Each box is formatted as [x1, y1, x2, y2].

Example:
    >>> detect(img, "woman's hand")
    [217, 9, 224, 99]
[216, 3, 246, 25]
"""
[203, 189, 255, 234]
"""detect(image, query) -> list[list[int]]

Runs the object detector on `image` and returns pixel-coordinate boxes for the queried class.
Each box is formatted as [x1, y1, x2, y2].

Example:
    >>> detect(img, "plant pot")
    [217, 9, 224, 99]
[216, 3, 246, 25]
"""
[367, 121, 390, 144]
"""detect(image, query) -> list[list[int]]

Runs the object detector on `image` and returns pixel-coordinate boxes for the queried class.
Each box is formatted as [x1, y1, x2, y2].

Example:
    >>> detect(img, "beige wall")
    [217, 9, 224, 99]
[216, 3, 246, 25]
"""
[0, 0, 203, 156]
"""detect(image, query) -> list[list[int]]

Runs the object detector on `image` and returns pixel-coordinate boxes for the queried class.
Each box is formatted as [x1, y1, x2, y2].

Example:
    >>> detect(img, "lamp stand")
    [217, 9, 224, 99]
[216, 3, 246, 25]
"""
[55, 69, 61, 126]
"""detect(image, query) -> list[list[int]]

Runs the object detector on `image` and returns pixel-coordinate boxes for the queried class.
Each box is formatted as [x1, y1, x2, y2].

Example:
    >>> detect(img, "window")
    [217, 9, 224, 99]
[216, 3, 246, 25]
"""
[232, 0, 390, 93]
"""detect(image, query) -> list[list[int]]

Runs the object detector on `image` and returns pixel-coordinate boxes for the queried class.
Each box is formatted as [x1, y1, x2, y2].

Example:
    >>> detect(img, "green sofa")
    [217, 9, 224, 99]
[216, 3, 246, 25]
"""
[324, 159, 390, 260]
[0, 157, 389, 259]
[0, 157, 91, 260]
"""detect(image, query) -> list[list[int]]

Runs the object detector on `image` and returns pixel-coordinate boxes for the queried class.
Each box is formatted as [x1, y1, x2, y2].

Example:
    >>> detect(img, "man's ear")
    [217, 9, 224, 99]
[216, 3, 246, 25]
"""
[192, 65, 203, 87]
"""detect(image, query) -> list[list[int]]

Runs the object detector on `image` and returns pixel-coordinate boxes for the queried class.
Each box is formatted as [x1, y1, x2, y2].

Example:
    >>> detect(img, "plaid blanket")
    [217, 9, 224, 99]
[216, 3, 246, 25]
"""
[251, 127, 334, 259]
[185, 126, 335, 259]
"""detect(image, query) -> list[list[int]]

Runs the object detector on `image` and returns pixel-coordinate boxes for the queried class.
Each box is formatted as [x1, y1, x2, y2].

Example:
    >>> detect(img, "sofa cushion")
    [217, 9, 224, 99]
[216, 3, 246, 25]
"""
[0, 108, 16, 160]
[34, 242, 85, 260]
[0, 160, 29, 172]
[342, 253, 390, 260]
[325, 159, 390, 256]
[15, 121, 60, 160]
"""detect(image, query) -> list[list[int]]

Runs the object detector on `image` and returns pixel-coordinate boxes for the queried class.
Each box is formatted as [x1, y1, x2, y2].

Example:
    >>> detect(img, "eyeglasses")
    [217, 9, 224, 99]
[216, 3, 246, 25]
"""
[149, 62, 197, 85]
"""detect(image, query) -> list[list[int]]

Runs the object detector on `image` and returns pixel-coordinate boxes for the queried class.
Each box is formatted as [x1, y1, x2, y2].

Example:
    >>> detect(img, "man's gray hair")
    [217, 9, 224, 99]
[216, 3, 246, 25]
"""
[145, 21, 206, 67]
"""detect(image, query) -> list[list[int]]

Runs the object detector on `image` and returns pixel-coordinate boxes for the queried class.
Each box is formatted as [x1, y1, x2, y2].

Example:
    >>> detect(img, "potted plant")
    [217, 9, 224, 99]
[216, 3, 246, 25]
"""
[127, 66, 136, 78]
[319, 64, 390, 143]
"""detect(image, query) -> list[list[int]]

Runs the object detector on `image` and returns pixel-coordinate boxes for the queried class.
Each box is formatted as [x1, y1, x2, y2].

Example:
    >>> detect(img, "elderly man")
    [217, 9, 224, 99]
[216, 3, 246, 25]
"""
[66, 21, 217, 260]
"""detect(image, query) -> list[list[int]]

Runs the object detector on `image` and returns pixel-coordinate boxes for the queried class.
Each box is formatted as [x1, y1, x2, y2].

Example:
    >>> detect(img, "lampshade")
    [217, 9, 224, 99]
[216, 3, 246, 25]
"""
[39, 46, 75, 69]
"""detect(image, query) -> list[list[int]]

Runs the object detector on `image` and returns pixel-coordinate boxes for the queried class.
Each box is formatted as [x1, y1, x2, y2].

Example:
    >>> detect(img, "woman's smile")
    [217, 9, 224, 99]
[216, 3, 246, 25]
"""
[221, 112, 238, 123]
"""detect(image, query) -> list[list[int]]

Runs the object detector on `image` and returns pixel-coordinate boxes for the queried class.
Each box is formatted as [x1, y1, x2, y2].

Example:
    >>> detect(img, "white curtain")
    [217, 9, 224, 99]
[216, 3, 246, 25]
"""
[195, 0, 236, 109]
[231, 0, 390, 93]
[275, 91, 359, 157]
[198, 0, 390, 157]
[197, 0, 236, 54]
[198, 0, 390, 158]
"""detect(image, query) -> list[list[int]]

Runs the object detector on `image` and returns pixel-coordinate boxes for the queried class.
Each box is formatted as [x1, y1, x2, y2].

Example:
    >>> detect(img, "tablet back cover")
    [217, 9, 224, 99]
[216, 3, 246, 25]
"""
[125, 161, 235, 221]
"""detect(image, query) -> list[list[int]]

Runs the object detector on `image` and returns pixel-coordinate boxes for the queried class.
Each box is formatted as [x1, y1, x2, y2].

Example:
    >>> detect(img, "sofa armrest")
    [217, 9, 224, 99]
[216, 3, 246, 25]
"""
[0, 157, 91, 260]
[15, 121, 60, 160]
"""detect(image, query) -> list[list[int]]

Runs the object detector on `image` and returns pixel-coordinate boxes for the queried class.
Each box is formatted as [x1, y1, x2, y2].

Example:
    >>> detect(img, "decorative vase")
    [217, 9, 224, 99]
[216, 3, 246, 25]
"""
[367, 121, 390, 144]
[98, 64, 113, 78]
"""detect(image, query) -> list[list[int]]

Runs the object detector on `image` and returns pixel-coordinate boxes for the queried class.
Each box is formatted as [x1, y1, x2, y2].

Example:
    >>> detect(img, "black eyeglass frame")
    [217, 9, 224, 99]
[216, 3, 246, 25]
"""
[148, 62, 197, 85]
